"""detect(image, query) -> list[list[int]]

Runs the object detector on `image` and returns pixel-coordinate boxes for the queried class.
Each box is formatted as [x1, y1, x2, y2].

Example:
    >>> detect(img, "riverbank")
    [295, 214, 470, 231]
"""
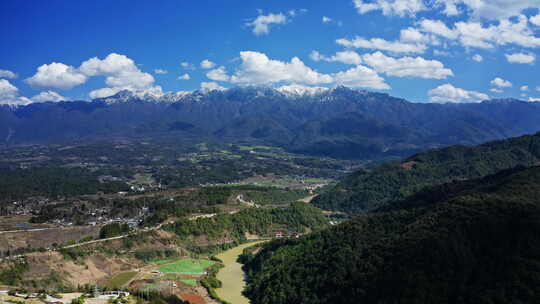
[214, 241, 266, 304]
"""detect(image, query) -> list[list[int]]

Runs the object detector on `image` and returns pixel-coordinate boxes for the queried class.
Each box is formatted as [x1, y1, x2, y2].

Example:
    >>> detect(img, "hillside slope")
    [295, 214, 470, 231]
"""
[314, 132, 540, 213]
[243, 166, 540, 304]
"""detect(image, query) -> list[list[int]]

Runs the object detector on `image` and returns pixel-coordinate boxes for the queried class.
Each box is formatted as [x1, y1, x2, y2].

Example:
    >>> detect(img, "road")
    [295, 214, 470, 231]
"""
[0, 222, 167, 261]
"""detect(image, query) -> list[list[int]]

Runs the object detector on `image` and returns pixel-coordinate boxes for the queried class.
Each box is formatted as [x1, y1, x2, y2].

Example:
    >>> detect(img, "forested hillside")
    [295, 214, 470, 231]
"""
[314, 131, 540, 213]
[242, 166, 540, 304]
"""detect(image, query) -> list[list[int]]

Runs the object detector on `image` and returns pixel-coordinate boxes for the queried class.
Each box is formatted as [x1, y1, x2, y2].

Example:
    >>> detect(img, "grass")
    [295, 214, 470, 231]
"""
[106, 271, 137, 288]
[181, 279, 198, 287]
[159, 258, 215, 274]
[149, 257, 178, 265]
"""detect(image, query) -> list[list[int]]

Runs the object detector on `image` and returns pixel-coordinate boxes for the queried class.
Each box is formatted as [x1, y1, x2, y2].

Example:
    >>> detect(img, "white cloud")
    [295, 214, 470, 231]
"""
[472, 54, 483, 62]
[531, 14, 540, 26]
[200, 81, 225, 91]
[31, 91, 68, 102]
[0, 79, 31, 105]
[419, 16, 540, 49]
[490, 77, 512, 88]
[154, 69, 168, 74]
[178, 73, 191, 80]
[26, 62, 88, 90]
[181, 62, 196, 70]
[505, 52, 536, 64]
[419, 19, 458, 40]
[333, 65, 390, 89]
[529, 97, 540, 102]
[490, 88, 503, 93]
[230, 51, 333, 85]
[353, 0, 426, 17]
[322, 16, 332, 23]
[521, 85, 529, 91]
[0, 69, 17, 79]
[80, 53, 155, 94]
[309, 50, 363, 65]
[428, 83, 489, 103]
[206, 66, 230, 81]
[361, 51, 453, 79]
[246, 12, 288, 35]
[336, 36, 426, 53]
[200, 59, 216, 69]
[400, 27, 428, 43]
[355, 0, 539, 20]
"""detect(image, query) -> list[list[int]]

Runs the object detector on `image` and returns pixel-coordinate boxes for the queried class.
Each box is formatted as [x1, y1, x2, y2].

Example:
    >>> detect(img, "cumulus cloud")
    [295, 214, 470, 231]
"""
[521, 85, 529, 91]
[246, 12, 288, 35]
[200, 59, 216, 69]
[26, 62, 88, 90]
[178, 73, 190, 80]
[309, 50, 363, 65]
[353, 0, 426, 17]
[428, 83, 489, 103]
[154, 69, 168, 74]
[0, 69, 17, 79]
[200, 81, 225, 91]
[490, 88, 503, 94]
[181, 62, 196, 70]
[336, 36, 426, 53]
[31, 91, 68, 102]
[472, 54, 483, 62]
[80, 53, 156, 97]
[531, 14, 540, 26]
[418, 16, 540, 49]
[354, 0, 539, 20]
[333, 65, 390, 89]
[400, 27, 429, 43]
[490, 77, 512, 88]
[206, 66, 230, 82]
[322, 16, 332, 23]
[529, 97, 540, 102]
[361, 51, 453, 79]
[0, 79, 31, 105]
[505, 52, 536, 64]
[230, 51, 333, 85]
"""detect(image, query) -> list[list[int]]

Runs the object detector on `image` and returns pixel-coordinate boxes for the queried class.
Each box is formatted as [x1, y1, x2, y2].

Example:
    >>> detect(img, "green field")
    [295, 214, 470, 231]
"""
[181, 279, 198, 287]
[149, 258, 178, 265]
[106, 271, 137, 288]
[159, 258, 215, 274]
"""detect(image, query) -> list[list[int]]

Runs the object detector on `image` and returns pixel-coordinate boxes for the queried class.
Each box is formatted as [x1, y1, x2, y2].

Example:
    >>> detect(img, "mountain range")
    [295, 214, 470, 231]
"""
[1, 85, 540, 159]
[243, 165, 540, 304]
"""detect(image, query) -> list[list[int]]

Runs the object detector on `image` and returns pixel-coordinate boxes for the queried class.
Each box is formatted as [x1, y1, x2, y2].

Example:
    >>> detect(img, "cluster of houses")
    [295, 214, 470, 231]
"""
[274, 231, 302, 239]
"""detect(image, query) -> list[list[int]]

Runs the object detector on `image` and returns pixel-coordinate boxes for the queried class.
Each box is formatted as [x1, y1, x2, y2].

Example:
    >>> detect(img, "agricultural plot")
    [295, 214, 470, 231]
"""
[106, 271, 138, 288]
[158, 258, 214, 274]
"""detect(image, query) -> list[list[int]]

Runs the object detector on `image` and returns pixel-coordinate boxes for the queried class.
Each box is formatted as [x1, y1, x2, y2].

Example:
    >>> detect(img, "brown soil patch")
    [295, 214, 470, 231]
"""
[400, 161, 417, 170]
[179, 293, 205, 304]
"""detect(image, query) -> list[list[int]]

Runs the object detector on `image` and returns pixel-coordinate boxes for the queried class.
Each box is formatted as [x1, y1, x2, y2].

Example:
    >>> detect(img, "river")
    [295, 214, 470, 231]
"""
[215, 241, 265, 304]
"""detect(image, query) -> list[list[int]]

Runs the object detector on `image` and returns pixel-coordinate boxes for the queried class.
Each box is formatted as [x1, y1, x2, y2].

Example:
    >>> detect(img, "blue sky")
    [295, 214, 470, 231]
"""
[1, 0, 540, 104]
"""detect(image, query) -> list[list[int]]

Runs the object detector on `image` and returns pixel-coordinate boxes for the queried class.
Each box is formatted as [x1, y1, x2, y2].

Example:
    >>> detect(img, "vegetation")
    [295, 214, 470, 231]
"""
[134, 249, 179, 263]
[106, 271, 137, 288]
[0, 261, 28, 285]
[165, 202, 327, 242]
[99, 223, 131, 239]
[315, 132, 540, 213]
[243, 166, 540, 304]
[0, 167, 128, 201]
[158, 258, 214, 274]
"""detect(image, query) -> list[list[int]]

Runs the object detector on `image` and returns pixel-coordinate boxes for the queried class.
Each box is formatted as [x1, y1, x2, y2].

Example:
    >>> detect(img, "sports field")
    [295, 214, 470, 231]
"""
[158, 258, 214, 274]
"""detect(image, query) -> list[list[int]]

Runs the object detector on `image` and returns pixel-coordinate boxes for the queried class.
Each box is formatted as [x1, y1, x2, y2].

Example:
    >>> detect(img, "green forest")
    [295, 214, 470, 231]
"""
[242, 166, 540, 304]
[314, 132, 540, 213]
[165, 202, 327, 243]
